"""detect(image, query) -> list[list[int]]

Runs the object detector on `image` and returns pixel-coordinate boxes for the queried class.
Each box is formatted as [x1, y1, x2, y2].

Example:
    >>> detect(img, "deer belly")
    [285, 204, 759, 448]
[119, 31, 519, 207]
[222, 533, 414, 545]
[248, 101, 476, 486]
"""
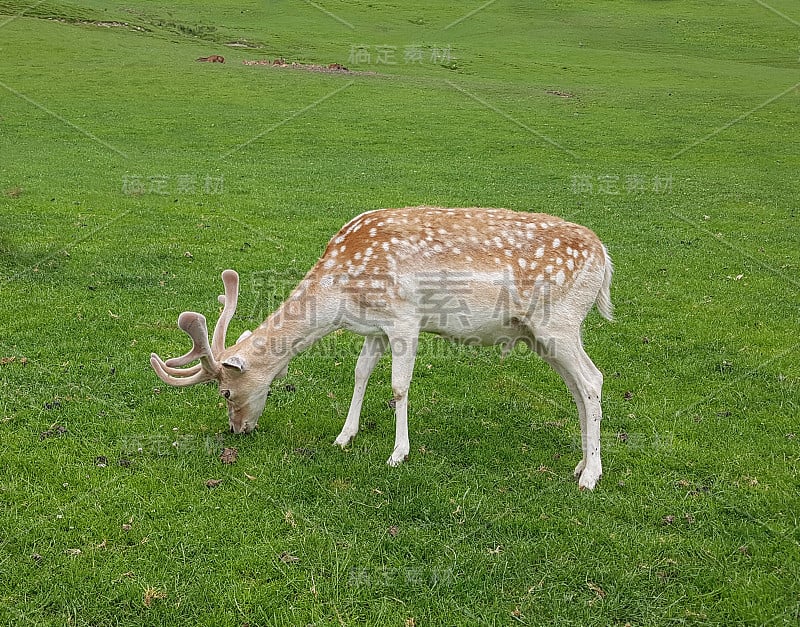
[416, 280, 533, 346]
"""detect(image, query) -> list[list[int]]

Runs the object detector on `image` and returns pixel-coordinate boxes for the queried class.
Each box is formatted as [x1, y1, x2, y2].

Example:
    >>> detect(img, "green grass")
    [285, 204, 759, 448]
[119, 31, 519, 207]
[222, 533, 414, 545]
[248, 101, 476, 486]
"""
[1, 0, 799, 624]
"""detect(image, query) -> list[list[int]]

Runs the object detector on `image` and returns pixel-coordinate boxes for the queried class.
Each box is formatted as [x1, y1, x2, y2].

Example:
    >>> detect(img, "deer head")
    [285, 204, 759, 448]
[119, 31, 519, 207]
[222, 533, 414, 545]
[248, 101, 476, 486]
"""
[150, 270, 273, 434]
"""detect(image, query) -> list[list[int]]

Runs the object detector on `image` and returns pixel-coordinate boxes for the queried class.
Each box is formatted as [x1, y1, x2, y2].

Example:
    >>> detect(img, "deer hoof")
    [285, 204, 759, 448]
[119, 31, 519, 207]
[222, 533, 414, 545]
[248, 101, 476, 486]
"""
[386, 452, 408, 467]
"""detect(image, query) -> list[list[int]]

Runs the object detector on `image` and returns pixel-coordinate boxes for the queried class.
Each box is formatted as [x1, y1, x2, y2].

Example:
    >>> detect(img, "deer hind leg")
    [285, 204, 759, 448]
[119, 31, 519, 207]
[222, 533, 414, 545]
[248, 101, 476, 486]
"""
[335, 334, 388, 448]
[386, 331, 419, 467]
[534, 331, 604, 490]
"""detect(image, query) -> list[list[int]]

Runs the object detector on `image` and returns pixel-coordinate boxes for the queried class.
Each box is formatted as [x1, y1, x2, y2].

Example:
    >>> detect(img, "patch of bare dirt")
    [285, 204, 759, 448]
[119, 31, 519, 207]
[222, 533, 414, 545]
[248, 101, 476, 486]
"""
[546, 89, 576, 98]
[242, 58, 376, 76]
[49, 18, 148, 32]
[219, 447, 238, 464]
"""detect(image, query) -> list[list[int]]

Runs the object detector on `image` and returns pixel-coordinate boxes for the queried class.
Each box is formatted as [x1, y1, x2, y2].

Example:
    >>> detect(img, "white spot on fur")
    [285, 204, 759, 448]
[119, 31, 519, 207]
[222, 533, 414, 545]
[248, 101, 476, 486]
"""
[552, 238, 561, 248]
[320, 275, 334, 288]
[567, 259, 574, 271]
[518, 258, 527, 269]
[555, 270, 565, 286]
[324, 258, 335, 269]
[535, 246, 545, 258]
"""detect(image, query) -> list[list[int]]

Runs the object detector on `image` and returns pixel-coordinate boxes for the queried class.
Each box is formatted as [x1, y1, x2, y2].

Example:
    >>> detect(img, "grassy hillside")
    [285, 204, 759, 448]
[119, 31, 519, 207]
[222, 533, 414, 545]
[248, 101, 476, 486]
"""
[1, 1, 798, 624]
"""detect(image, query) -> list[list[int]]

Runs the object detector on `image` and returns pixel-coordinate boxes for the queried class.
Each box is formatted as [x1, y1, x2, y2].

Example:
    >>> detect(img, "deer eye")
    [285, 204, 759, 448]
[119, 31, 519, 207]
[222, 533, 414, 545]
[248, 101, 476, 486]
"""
[222, 389, 231, 400]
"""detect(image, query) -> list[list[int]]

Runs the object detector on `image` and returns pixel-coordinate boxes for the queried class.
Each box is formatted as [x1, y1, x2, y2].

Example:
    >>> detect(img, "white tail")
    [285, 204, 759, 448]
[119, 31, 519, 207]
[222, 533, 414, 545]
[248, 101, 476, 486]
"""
[151, 207, 613, 489]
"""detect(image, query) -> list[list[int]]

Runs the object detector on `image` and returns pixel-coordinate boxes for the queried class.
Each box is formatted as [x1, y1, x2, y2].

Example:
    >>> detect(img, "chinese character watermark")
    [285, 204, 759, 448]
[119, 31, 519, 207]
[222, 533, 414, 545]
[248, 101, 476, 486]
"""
[347, 44, 454, 66]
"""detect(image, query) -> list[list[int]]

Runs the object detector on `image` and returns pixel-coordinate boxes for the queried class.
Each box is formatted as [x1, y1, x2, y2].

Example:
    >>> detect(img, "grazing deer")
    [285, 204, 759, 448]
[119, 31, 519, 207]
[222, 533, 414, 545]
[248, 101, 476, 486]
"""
[196, 55, 225, 63]
[150, 207, 613, 489]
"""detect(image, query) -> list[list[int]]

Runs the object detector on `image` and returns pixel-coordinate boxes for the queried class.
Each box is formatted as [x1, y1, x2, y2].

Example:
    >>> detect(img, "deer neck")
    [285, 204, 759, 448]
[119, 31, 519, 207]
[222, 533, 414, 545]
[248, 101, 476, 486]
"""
[246, 281, 335, 373]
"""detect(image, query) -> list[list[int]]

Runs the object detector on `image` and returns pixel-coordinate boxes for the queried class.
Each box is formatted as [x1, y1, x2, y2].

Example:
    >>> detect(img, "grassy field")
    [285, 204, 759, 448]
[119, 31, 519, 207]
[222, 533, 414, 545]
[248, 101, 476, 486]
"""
[1, 0, 799, 624]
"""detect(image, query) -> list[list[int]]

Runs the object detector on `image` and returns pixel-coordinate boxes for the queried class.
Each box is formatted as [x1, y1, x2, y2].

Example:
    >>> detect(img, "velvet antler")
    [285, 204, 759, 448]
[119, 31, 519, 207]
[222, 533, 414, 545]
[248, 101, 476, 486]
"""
[212, 269, 239, 355]
[151, 270, 239, 387]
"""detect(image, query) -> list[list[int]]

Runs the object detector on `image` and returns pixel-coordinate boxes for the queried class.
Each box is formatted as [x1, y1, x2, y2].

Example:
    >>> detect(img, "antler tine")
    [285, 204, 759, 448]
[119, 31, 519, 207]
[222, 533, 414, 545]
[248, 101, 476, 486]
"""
[164, 346, 206, 369]
[150, 353, 214, 387]
[176, 311, 220, 375]
[160, 311, 215, 369]
[159, 361, 204, 377]
[211, 269, 239, 356]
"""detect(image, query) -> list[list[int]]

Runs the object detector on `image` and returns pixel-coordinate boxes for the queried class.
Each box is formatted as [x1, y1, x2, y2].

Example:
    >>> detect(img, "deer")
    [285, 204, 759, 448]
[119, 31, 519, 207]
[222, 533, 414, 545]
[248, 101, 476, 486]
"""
[196, 55, 225, 63]
[150, 207, 613, 489]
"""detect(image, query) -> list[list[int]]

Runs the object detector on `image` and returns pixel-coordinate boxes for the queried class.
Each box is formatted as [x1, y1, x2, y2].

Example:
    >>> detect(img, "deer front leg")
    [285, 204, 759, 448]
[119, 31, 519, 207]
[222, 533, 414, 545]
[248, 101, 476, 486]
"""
[334, 335, 388, 448]
[386, 332, 419, 467]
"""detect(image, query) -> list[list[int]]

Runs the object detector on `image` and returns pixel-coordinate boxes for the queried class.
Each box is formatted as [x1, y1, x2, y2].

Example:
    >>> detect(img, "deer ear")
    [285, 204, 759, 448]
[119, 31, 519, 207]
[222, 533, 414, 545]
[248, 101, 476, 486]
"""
[222, 354, 247, 373]
[236, 330, 252, 344]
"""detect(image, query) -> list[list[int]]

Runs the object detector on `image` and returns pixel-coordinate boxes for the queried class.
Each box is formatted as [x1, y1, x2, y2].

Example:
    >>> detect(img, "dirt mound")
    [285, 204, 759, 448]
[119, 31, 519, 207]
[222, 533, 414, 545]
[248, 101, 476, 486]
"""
[242, 58, 375, 76]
